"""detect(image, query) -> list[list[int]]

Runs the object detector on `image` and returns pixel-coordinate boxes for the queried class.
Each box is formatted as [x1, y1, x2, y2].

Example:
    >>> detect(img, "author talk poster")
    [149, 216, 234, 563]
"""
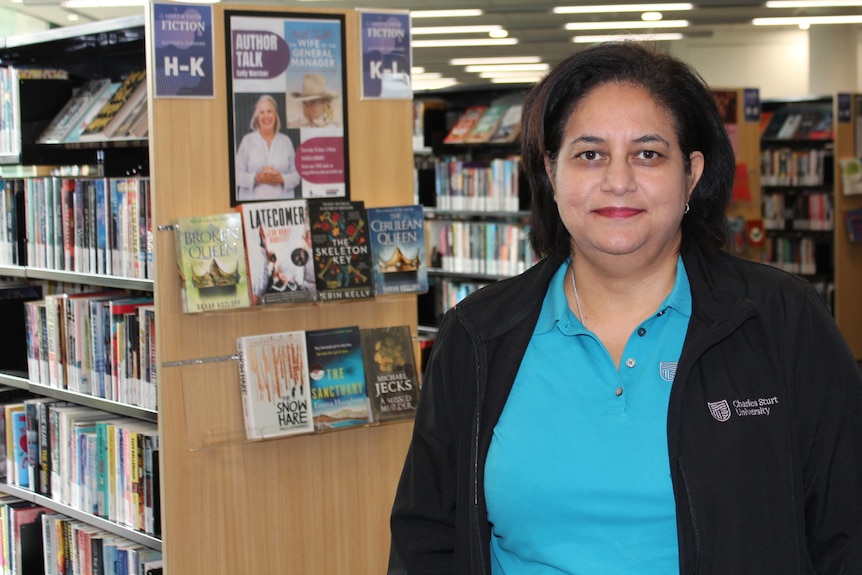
[226, 11, 349, 205]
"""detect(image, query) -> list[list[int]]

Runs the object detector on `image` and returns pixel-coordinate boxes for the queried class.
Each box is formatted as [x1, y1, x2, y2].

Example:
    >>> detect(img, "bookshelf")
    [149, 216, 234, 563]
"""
[1, 5, 417, 573]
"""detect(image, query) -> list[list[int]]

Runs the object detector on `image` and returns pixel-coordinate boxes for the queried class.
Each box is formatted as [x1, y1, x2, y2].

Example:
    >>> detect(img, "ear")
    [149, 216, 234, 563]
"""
[687, 151, 705, 199]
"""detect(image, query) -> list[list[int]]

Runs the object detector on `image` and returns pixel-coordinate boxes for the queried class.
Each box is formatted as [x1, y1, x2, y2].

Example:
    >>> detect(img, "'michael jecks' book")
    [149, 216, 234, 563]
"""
[359, 325, 419, 423]
[305, 325, 371, 431]
[238, 199, 317, 306]
[309, 200, 374, 301]
[236, 330, 314, 440]
[367, 205, 427, 295]
[173, 212, 251, 313]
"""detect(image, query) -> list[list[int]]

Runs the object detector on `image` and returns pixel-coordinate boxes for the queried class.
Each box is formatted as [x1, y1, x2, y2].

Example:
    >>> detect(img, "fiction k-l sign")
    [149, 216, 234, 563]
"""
[153, 3, 215, 98]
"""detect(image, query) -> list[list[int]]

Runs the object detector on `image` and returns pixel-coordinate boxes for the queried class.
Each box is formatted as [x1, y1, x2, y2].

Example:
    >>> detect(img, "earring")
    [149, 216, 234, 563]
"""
[684, 202, 690, 215]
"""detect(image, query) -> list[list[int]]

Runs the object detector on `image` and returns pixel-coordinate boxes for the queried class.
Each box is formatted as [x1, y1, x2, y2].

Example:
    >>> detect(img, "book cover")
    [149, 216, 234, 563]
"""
[236, 330, 314, 440]
[63, 81, 122, 143]
[173, 212, 251, 313]
[359, 325, 420, 423]
[238, 199, 317, 305]
[487, 102, 524, 144]
[37, 79, 116, 144]
[443, 105, 487, 144]
[305, 326, 371, 431]
[367, 205, 427, 295]
[80, 70, 147, 140]
[464, 103, 509, 144]
[309, 200, 374, 301]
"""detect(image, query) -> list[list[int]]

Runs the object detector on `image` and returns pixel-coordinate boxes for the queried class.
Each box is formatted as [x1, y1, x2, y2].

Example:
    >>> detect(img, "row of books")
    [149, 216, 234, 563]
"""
[761, 108, 833, 141]
[427, 220, 536, 277]
[1, 398, 160, 538]
[38, 71, 149, 145]
[439, 279, 490, 318]
[238, 324, 419, 440]
[762, 191, 834, 232]
[431, 156, 522, 213]
[0, 177, 152, 281]
[760, 147, 829, 187]
[0, 492, 159, 575]
[175, 200, 428, 314]
[442, 96, 524, 145]
[760, 235, 827, 276]
[23, 291, 157, 412]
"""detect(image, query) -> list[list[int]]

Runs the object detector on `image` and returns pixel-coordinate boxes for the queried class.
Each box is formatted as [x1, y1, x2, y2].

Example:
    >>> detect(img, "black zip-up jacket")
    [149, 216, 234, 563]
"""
[389, 242, 862, 574]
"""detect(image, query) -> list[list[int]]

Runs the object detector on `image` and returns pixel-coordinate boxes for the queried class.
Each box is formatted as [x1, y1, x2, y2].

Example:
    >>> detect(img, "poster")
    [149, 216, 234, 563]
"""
[360, 10, 411, 100]
[153, 3, 214, 98]
[226, 11, 349, 205]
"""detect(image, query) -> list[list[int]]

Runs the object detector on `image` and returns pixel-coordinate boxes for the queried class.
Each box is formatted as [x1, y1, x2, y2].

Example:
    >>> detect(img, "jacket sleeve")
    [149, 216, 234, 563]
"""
[388, 310, 466, 574]
[791, 286, 862, 574]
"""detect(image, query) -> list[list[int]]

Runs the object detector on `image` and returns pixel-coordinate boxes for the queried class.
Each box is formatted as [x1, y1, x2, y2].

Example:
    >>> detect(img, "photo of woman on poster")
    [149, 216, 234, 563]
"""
[234, 93, 302, 201]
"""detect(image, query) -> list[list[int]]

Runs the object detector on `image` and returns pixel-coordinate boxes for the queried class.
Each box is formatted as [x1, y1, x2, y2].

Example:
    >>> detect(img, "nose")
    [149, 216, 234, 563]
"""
[601, 156, 636, 195]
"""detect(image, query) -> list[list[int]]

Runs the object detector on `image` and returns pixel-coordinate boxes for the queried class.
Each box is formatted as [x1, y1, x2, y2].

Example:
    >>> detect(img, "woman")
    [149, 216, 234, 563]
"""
[235, 94, 301, 200]
[389, 42, 862, 574]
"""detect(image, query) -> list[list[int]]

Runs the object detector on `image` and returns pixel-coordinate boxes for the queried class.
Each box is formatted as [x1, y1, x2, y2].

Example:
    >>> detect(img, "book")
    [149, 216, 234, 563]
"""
[487, 101, 524, 144]
[80, 70, 147, 141]
[238, 199, 317, 305]
[37, 79, 116, 144]
[63, 81, 122, 143]
[309, 200, 374, 301]
[173, 212, 251, 313]
[443, 105, 487, 144]
[359, 326, 420, 423]
[464, 102, 509, 144]
[236, 330, 314, 440]
[366, 205, 427, 295]
[0, 282, 42, 375]
[305, 326, 371, 431]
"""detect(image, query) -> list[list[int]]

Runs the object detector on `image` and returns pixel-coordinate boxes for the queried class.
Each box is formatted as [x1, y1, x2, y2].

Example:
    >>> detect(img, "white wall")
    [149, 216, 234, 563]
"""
[0, 7, 50, 38]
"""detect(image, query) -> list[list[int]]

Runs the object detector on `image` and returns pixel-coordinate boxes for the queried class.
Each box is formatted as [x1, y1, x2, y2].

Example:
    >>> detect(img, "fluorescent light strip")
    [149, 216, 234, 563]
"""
[491, 77, 543, 84]
[413, 72, 443, 79]
[413, 38, 518, 48]
[554, 3, 692, 13]
[412, 78, 460, 90]
[753, 14, 862, 24]
[62, 0, 146, 6]
[766, 0, 862, 6]
[479, 71, 547, 79]
[573, 32, 684, 42]
[411, 9, 483, 18]
[412, 25, 503, 35]
[565, 19, 688, 30]
[464, 63, 549, 72]
[450, 56, 542, 65]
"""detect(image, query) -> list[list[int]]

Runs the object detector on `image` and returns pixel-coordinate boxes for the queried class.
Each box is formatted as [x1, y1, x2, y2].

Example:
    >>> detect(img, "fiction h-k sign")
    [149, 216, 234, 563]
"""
[153, 3, 215, 98]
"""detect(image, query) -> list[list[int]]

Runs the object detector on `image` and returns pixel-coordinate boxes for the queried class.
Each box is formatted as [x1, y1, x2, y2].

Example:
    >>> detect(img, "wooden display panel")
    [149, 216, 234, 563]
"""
[149, 6, 415, 573]
[832, 94, 862, 359]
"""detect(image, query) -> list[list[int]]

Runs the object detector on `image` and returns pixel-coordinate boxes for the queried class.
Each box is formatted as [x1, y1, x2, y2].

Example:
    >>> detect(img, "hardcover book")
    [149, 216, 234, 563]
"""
[367, 205, 427, 295]
[239, 199, 317, 306]
[464, 103, 509, 144]
[487, 102, 524, 144]
[80, 70, 147, 141]
[236, 330, 314, 440]
[309, 200, 374, 301]
[173, 212, 251, 314]
[359, 326, 420, 423]
[443, 105, 487, 144]
[305, 326, 371, 431]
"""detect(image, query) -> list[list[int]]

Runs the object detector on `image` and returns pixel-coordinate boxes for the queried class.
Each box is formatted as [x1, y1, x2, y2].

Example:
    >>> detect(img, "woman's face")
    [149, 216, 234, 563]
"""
[256, 100, 278, 132]
[548, 82, 704, 263]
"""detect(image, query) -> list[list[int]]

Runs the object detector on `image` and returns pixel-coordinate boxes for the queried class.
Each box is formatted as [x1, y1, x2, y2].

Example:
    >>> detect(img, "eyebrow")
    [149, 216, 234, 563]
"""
[569, 134, 671, 147]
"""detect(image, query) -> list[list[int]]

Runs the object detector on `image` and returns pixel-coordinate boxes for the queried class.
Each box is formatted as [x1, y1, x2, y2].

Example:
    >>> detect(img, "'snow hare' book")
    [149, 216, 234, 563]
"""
[237, 330, 314, 440]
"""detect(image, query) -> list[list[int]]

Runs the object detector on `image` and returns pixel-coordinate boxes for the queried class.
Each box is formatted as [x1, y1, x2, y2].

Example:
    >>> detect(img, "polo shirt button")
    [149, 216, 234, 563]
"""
[615, 387, 624, 396]
[637, 327, 646, 336]
[625, 358, 636, 368]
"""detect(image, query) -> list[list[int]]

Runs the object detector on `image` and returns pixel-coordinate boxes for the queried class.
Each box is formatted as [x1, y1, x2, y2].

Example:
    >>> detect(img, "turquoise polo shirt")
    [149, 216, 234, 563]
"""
[485, 257, 691, 574]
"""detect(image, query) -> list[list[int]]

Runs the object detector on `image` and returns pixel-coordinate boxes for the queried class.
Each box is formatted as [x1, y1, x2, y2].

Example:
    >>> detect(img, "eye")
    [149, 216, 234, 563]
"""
[638, 150, 659, 160]
[577, 150, 602, 161]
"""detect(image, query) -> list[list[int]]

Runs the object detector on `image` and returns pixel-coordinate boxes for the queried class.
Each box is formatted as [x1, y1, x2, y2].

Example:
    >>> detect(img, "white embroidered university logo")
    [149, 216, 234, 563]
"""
[708, 400, 732, 422]
[659, 362, 677, 382]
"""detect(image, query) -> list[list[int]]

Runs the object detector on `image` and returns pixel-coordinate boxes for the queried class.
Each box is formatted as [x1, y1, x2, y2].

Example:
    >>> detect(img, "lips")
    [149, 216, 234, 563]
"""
[594, 207, 643, 218]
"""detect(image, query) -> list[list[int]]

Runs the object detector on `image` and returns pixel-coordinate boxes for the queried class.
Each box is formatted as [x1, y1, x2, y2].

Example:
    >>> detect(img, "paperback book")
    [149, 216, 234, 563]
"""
[236, 330, 314, 439]
[367, 205, 427, 295]
[309, 200, 374, 301]
[238, 199, 316, 305]
[37, 79, 116, 144]
[359, 325, 419, 423]
[305, 326, 371, 431]
[464, 102, 509, 144]
[80, 70, 147, 141]
[173, 212, 251, 313]
[443, 105, 487, 144]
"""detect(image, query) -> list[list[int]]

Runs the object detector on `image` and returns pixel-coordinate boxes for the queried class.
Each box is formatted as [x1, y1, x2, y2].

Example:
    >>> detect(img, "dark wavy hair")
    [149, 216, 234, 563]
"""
[522, 42, 735, 259]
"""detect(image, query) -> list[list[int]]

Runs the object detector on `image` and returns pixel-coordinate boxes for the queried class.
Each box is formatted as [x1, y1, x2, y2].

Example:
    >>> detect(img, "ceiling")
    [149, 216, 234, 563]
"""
[4, 0, 862, 89]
